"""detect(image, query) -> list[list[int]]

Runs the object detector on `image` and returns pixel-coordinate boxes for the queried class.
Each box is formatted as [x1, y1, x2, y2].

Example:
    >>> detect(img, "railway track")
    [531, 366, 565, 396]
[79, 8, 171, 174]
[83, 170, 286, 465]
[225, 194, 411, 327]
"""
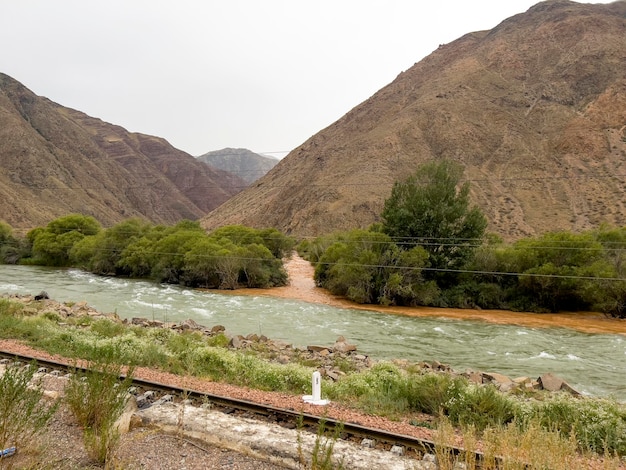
[0, 349, 486, 468]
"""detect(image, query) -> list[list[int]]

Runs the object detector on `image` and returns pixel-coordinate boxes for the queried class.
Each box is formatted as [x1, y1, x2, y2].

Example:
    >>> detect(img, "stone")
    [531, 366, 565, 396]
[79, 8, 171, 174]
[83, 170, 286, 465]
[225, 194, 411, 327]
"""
[467, 371, 483, 384]
[34, 290, 49, 301]
[483, 372, 513, 386]
[229, 335, 245, 349]
[361, 438, 375, 448]
[179, 318, 203, 331]
[561, 380, 582, 397]
[307, 345, 330, 353]
[332, 337, 357, 353]
[538, 372, 564, 392]
[326, 370, 339, 381]
[277, 355, 291, 364]
[210, 325, 226, 333]
[390, 445, 404, 456]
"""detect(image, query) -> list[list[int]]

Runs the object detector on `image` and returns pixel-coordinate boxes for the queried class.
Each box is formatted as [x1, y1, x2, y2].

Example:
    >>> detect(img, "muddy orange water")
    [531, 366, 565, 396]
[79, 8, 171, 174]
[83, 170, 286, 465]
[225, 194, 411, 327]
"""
[225, 255, 626, 337]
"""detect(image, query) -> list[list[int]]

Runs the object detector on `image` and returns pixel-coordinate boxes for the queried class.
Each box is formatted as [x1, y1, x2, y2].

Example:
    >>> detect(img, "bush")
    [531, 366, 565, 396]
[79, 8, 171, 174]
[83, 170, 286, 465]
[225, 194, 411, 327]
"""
[444, 382, 519, 431]
[65, 351, 135, 463]
[0, 361, 59, 450]
[528, 395, 626, 455]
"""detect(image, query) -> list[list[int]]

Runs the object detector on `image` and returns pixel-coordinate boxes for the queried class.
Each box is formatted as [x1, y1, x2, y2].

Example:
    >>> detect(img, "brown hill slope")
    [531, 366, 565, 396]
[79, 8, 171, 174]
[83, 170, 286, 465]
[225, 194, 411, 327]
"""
[202, 0, 626, 240]
[0, 73, 245, 229]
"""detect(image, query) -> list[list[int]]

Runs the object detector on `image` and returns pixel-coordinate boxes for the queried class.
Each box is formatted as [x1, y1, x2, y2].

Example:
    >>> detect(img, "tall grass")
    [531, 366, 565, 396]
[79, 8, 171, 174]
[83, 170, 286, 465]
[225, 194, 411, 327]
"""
[0, 361, 59, 450]
[65, 349, 135, 463]
[297, 417, 345, 470]
[434, 416, 625, 470]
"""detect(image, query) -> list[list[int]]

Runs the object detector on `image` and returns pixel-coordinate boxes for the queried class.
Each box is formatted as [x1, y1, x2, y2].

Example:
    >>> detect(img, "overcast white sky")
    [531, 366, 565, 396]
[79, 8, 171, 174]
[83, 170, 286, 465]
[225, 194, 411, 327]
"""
[0, 1, 615, 158]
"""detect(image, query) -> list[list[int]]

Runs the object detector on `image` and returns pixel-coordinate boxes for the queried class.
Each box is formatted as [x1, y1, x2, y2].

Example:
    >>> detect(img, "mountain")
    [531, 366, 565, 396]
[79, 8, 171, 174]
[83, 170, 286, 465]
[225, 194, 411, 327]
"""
[0, 73, 246, 229]
[201, 0, 626, 240]
[197, 148, 279, 184]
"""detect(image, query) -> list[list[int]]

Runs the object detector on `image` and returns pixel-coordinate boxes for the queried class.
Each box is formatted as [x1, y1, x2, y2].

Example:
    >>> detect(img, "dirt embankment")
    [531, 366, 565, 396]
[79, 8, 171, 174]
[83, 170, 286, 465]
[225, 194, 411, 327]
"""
[230, 254, 626, 337]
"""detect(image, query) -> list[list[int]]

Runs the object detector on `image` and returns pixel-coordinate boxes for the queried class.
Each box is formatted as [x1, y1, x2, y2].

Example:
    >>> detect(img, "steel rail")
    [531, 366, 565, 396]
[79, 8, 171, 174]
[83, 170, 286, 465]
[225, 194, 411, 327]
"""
[0, 349, 486, 465]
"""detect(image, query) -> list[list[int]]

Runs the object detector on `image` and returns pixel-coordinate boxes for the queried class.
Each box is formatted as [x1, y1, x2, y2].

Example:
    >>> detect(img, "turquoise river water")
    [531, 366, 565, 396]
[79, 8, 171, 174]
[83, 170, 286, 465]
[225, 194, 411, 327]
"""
[1, 265, 624, 400]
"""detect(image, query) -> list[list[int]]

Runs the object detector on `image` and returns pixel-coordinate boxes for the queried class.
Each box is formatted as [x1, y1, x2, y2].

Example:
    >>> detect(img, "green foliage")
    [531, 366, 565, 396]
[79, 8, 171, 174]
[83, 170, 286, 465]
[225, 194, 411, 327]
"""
[0, 220, 28, 264]
[0, 361, 59, 450]
[313, 229, 435, 305]
[116, 222, 290, 289]
[380, 160, 488, 285]
[29, 214, 102, 266]
[298, 417, 345, 470]
[327, 364, 517, 430]
[187, 346, 311, 392]
[527, 395, 626, 455]
[444, 382, 518, 431]
[7, 217, 290, 291]
[2, 297, 625, 458]
[65, 350, 135, 463]
[73, 218, 151, 274]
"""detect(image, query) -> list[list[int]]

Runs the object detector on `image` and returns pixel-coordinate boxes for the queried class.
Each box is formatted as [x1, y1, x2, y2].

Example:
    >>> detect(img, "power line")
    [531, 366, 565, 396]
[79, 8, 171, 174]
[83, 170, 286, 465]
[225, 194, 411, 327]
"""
[52, 246, 626, 282]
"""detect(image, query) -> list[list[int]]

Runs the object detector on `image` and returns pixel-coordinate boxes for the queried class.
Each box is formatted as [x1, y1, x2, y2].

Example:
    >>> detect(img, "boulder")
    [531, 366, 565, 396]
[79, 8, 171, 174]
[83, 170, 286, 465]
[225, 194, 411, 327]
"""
[229, 335, 245, 349]
[178, 318, 204, 331]
[332, 336, 357, 353]
[34, 290, 49, 301]
[483, 372, 513, 386]
[539, 373, 582, 396]
[466, 371, 483, 385]
[538, 373, 564, 392]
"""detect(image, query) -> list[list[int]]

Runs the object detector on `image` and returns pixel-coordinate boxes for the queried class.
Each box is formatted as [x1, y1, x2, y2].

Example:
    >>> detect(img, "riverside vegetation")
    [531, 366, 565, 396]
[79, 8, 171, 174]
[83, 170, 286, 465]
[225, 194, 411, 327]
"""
[0, 296, 625, 469]
[2, 161, 626, 317]
[1, 160, 625, 467]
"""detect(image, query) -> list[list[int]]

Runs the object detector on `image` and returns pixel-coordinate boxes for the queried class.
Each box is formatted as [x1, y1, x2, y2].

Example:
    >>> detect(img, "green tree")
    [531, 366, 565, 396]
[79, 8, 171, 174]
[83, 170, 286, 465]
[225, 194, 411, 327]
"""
[582, 225, 626, 318]
[0, 221, 26, 264]
[314, 229, 434, 305]
[30, 215, 101, 266]
[84, 218, 151, 275]
[182, 238, 223, 288]
[150, 229, 206, 283]
[380, 160, 487, 285]
[514, 232, 604, 312]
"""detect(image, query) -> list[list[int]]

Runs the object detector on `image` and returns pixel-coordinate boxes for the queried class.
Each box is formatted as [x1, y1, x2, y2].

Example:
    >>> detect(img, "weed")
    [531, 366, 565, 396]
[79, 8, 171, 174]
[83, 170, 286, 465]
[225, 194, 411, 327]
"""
[65, 349, 135, 463]
[0, 361, 59, 450]
[297, 416, 345, 470]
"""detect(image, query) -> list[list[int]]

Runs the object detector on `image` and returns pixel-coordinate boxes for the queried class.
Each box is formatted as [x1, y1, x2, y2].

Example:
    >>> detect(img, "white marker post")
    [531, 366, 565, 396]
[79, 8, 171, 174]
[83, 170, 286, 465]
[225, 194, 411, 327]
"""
[303, 371, 330, 405]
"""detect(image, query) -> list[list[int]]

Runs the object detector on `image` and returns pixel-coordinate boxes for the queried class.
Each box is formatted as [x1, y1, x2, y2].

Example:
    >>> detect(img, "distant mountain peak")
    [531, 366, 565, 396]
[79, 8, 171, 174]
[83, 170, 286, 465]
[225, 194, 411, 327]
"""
[197, 147, 279, 184]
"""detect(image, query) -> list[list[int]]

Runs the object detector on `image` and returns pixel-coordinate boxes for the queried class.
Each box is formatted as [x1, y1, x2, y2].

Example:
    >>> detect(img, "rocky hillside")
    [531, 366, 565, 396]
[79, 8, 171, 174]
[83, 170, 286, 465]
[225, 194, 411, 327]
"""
[0, 73, 245, 230]
[197, 148, 279, 184]
[202, 0, 626, 240]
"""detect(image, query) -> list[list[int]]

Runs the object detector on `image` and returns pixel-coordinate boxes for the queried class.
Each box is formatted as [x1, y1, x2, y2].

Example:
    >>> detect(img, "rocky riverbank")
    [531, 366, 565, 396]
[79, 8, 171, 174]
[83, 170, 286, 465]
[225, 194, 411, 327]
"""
[3, 293, 583, 397]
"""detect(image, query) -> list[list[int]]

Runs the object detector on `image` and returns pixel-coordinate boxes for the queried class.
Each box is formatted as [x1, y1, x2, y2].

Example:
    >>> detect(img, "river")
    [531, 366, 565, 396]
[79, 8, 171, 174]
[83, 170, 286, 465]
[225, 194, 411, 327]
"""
[1, 264, 624, 401]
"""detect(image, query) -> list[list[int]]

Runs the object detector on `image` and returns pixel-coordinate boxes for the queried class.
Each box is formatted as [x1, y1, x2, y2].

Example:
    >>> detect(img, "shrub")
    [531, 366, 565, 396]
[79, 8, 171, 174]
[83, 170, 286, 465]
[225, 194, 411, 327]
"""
[0, 361, 59, 450]
[528, 395, 626, 455]
[444, 382, 519, 431]
[65, 352, 135, 463]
